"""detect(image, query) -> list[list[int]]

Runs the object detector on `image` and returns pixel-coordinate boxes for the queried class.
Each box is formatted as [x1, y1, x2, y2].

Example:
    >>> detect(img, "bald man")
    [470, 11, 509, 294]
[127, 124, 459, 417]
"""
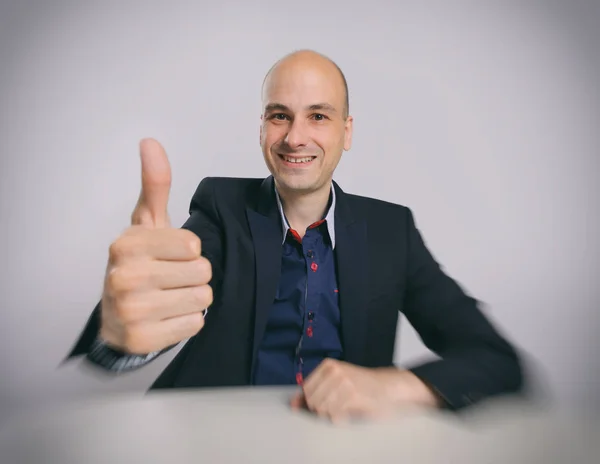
[68, 50, 524, 422]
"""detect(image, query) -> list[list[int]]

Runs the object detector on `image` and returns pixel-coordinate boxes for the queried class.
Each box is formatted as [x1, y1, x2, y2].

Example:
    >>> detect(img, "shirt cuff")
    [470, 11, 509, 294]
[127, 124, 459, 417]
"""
[86, 337, 162, 372]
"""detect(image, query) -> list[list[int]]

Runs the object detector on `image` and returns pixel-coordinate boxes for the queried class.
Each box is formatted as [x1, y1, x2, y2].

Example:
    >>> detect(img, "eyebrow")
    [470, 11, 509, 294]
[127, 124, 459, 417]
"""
[263, 102, 338, 113]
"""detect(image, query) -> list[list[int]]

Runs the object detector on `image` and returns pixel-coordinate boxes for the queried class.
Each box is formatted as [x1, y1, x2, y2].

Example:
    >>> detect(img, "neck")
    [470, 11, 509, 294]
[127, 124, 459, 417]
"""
[276, 181, 331, 236]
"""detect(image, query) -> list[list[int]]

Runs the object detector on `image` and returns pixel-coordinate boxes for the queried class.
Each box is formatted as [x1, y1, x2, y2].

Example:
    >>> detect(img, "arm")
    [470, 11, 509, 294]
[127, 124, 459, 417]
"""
[63, 146, 222, 373]
[402, 208, 524, 410]
[64, 300, 172, 373]
[62, 139, 220, 371]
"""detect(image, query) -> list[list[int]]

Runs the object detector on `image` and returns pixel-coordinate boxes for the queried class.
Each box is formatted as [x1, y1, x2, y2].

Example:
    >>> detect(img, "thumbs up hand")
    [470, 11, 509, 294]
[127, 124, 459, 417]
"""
[99, 139, 212, 354]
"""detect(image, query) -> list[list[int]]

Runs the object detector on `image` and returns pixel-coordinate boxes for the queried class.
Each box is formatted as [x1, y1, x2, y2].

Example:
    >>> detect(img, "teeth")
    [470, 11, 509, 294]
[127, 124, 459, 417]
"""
[283, 156, 313, 163]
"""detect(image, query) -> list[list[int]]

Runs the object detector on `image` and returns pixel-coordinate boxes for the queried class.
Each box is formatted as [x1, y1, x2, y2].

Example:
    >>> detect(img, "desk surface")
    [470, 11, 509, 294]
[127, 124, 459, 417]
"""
[0, 387, 598, 463]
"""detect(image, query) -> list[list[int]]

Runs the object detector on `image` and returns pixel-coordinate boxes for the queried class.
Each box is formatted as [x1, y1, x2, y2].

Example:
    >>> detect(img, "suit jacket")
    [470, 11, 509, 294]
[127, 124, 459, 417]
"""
[68, 176, 523, 409]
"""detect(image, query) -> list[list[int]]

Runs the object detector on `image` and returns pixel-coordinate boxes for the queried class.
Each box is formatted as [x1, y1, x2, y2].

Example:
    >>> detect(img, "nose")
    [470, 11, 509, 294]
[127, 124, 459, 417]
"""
[283, 119, 309, 149]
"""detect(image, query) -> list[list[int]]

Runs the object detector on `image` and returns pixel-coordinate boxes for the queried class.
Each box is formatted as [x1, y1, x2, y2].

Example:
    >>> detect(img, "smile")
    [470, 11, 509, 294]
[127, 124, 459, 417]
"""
[278, 154, 316, 165]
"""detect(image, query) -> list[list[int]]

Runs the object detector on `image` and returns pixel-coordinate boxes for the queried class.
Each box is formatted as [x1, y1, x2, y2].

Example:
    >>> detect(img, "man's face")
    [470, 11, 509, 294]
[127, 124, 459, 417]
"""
[260, 58, 353, 195]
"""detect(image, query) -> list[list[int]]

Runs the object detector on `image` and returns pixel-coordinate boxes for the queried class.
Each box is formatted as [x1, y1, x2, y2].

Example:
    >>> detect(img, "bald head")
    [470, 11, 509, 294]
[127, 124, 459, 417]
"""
[262, 50, 349, 118]
[259, 50, 354, 195]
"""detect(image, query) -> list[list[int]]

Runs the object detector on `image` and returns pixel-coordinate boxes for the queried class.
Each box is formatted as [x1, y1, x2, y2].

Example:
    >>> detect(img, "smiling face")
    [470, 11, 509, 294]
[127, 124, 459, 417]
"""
[260, 51, 353, 196]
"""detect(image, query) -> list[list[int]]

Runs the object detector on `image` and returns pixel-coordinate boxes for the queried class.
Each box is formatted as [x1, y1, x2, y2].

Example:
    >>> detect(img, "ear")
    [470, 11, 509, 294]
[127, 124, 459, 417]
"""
[343, 115, 354, 151]
[259, 116, 263, 146]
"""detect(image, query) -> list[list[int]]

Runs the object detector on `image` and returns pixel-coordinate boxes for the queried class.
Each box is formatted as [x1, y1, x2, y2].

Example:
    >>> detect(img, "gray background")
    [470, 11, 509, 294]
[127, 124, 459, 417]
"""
[0, 0, 598, 423]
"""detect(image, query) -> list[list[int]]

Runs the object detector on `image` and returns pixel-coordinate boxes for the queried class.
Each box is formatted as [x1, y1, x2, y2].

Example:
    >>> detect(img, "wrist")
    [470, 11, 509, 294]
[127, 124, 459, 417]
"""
[377, 367, 442, 408]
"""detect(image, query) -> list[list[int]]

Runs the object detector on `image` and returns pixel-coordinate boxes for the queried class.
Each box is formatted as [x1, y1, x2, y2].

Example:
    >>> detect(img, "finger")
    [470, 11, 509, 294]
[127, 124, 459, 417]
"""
[111, 285, 212, 324]
[107, 257, 212, 294]
[325, 383, 353, 423]
[111, 228, 201, 263]
[302, 358, 336, 397]
[304, 372, 340, 415]
[122, 312, 205, 355]
[290, 392, 307, 410]
[132, 138, 172, 228]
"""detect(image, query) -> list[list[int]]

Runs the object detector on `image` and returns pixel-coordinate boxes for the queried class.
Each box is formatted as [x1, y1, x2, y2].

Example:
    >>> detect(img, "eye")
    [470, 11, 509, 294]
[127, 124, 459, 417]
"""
[311, 113, 327, 121]
[271, 113, 289, 121]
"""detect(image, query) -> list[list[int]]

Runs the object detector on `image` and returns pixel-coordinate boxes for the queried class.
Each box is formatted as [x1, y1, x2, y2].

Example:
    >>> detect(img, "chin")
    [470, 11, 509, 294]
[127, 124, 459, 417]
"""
[274, 175, 319, 193]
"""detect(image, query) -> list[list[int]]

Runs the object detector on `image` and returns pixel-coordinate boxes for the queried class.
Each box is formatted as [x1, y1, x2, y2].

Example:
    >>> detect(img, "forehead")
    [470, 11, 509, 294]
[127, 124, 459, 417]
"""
[263, 62, 344, 110]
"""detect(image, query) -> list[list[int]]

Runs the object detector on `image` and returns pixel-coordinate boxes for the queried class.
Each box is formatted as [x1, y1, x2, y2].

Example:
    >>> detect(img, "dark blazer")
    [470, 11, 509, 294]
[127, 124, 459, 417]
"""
[68, 176, 523, 410]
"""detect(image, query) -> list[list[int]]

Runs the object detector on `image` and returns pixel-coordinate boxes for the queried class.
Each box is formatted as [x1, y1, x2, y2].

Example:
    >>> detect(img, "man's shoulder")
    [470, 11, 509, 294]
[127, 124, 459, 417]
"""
[340, 188, 411, 219]
[191, 176, 264, 201]
[339, 190, 418, 240]
[197, 176, 264, 191]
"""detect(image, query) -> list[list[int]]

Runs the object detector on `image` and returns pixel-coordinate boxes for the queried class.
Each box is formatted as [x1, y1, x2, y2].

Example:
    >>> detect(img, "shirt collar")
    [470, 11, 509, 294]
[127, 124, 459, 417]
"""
[274, 183, 336, 249]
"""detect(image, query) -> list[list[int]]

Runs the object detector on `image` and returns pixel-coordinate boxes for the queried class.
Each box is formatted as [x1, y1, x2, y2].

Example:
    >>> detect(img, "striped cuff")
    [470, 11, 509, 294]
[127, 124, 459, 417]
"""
[87, 337, 162, 372]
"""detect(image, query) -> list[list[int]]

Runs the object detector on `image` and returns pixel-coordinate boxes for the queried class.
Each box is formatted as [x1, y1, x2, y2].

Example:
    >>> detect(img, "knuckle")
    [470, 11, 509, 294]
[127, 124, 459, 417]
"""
[108, 239, 127, 263]
[196, 258, 212, 282]
[323, 358, 338, 372]
[112, 296, 143, 324]
[340, 377, 354, 392]
[109, 235, 141, 262]
[105, 267, 124, 295]
[106, 265, 147, 296]
[330, 364, 342, 377]
[177, 229, 201, 256]
[109, 233, 148, 264]
[187, 233, 201, 255]
[106, 267, 130, 294]
[194, 284, 213, 308]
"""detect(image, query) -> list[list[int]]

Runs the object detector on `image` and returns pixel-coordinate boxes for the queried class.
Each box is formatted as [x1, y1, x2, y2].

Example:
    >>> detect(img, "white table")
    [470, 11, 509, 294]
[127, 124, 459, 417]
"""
[0, 386, 598, 463]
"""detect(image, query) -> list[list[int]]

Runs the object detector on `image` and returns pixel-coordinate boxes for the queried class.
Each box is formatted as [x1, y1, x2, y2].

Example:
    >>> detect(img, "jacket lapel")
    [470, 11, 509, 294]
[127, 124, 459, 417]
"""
[246, 176, 283, 376]
[333, 181, 369, 366]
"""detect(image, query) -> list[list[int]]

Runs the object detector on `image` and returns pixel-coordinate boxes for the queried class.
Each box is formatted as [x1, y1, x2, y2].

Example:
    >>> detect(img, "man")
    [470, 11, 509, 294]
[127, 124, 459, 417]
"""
[67, 50, 523, 422]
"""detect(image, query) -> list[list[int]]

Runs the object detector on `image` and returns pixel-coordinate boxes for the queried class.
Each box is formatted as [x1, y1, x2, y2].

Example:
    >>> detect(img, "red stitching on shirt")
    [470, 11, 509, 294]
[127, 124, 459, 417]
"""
[309, 219, 326, 229]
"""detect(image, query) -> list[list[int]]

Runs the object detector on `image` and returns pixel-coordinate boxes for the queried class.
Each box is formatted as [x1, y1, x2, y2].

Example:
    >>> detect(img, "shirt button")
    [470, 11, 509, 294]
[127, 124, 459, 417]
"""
[296, 372, 303, 385]
[307, 250, 314, 258]
[307, 311, 314, 321]
[307, 326, 313, 337]
[310, 262, 318, 272]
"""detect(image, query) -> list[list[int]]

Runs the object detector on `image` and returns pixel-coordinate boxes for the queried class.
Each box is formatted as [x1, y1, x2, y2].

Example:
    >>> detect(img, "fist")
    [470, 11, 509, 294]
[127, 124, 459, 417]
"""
[99, 139, 213, 354]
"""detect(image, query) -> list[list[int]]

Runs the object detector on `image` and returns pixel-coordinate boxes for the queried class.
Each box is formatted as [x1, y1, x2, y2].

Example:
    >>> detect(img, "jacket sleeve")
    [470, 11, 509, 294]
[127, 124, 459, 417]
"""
[402, 208, 524, 410]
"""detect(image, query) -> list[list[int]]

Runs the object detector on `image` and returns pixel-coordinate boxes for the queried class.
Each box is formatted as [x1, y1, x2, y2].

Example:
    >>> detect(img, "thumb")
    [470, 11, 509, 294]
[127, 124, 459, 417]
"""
[132, 138, 172, 228]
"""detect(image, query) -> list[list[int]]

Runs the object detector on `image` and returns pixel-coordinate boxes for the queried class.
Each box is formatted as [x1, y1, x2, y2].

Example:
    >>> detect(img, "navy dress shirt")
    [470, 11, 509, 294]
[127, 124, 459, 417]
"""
[253, 185, 342, 385]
